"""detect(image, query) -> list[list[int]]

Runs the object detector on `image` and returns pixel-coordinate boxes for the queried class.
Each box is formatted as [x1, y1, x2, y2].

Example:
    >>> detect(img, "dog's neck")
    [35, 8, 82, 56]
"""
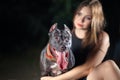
[46, 44, 56, 61]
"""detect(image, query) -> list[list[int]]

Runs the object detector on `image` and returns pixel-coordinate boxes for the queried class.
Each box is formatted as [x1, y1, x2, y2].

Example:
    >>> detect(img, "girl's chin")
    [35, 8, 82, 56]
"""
[76, 27, 88, 30]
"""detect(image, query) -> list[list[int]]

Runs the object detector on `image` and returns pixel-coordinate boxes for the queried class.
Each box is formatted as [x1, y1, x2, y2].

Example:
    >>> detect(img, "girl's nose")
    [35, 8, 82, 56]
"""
[79, 17, 84, 23]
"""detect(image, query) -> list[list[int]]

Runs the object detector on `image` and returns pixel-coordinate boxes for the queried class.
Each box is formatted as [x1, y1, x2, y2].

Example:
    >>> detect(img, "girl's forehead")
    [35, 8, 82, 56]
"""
[78, 6, 92, 16]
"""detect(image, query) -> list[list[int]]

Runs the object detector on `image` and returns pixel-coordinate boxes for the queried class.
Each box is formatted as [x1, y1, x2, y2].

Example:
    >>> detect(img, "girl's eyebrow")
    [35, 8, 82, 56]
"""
[86, 15, 92, 17]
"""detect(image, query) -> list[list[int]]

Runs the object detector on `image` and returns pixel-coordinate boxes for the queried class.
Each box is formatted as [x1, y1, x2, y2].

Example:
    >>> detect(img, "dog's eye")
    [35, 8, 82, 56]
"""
[63, 36, 67, 39]
[63, 36, 69, 42]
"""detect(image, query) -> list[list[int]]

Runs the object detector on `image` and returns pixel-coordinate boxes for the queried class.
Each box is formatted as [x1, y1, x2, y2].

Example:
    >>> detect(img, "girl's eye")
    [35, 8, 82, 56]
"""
[85, 16, 92, 20]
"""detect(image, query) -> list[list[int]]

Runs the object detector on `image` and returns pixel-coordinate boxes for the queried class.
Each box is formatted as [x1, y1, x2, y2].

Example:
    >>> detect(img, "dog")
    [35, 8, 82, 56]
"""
[40, 23, 75, 77]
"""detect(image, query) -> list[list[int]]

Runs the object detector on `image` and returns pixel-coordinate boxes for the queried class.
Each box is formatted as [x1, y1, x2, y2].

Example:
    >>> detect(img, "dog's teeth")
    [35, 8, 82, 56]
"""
[50, 63, 58, 68]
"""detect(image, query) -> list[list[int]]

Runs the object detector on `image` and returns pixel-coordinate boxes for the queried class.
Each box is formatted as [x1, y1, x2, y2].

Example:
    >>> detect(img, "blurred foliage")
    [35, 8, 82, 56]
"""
[49, 0, 72, 23]
[48, 0, 83, 29]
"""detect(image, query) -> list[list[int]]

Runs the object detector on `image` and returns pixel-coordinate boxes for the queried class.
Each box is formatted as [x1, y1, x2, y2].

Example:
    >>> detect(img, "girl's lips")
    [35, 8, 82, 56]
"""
[77, 23, 83, 27]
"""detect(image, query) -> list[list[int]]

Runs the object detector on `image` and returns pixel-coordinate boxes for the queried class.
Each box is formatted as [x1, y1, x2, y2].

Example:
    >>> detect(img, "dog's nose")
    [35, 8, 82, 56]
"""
[61, 46, 66, 51]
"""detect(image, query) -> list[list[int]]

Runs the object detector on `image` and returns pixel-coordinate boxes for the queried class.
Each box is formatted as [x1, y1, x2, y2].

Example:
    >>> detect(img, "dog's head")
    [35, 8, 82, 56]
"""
[48, 23, 72, 52]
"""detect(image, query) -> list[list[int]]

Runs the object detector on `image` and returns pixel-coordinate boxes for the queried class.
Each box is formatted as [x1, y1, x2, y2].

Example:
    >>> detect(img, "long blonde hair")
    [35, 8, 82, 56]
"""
[73, 0, 105, 49]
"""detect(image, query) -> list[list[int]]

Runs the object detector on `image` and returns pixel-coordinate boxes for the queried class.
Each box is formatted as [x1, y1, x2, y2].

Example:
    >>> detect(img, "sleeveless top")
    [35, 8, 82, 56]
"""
[71, 33, 91, 67]
[71, 33, 92, 80]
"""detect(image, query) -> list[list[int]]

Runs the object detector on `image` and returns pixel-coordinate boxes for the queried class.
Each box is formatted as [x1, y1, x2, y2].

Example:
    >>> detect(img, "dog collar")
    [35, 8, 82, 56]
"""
[46, 44, 56, 61]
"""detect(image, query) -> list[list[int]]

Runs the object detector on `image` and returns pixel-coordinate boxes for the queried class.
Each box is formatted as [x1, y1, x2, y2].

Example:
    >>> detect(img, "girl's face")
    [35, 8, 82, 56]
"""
[73, 6, 92, 30]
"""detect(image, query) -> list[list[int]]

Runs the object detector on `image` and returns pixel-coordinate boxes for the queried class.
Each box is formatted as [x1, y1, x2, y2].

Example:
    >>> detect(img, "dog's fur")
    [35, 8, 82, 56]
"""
[40, 23, 75, 77]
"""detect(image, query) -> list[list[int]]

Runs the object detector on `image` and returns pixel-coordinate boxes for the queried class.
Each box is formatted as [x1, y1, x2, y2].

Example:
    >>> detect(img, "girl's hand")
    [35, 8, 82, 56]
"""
[40, 76, 56, 80]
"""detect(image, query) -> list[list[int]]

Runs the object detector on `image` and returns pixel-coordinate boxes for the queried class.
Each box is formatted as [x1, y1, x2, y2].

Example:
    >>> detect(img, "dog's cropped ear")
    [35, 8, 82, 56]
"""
[49, 23, 57, 32]
[48, 23, 57, 36]
[64, 24, 71, 32]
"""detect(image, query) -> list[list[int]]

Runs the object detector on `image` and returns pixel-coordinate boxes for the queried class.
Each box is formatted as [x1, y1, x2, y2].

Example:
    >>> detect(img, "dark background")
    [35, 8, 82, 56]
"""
[0, 0, 120, 80]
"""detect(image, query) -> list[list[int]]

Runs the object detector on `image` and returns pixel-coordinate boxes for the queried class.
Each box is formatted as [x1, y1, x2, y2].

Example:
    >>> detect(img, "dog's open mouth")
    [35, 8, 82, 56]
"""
[46, 44, 69, 70]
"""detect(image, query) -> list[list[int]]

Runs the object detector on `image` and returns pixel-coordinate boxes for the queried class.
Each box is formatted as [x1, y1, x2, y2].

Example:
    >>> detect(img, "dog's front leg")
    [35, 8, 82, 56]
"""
[40, 48, 48, 77]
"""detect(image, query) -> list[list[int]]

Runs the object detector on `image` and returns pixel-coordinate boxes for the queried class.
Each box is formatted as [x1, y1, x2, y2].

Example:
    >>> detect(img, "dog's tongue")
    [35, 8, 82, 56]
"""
[55, 51, 68, 70]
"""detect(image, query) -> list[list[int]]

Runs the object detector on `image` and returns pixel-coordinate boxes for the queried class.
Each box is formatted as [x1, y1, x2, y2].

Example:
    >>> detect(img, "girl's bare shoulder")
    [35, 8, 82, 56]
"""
[100, 31, 110, 46]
